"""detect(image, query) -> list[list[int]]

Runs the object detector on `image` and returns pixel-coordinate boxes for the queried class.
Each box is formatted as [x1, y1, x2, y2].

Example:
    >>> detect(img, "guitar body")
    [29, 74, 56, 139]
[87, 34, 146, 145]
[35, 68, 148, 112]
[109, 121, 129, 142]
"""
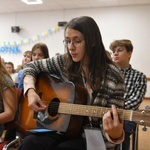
[16, 73, 88, 138]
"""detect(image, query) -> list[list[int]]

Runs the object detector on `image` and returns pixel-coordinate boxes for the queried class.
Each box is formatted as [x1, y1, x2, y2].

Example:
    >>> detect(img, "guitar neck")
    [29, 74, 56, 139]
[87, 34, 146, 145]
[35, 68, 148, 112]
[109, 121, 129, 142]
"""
[58, 103, 132, 121]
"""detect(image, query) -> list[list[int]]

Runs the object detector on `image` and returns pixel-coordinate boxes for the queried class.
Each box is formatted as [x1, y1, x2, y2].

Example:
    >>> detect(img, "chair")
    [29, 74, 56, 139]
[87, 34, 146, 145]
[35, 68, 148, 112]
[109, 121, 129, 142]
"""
[120, 122, 138, 150]
[0, 88, 22, 149]
[131, 125, 138, 150]
[117, 125, 138, 150]
[0, 140, 9, 150]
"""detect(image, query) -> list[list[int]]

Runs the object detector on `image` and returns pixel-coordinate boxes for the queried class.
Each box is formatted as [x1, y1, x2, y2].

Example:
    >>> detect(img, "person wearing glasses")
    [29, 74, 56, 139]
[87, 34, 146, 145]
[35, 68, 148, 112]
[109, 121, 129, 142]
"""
[19, 16, 125, 150]
[109, 39, 147, 150]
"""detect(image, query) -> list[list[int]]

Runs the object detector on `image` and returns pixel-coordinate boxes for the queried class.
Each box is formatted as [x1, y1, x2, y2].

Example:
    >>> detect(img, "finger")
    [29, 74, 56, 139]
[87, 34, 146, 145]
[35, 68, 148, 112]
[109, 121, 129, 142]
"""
[103, 111, 113, 128]
[34, 101, 46, 112]
[103, 120, 109, 131]
[29, 103, 40, 112]
[38, 100, 47, 109]
[111, 105, 119, 122]
[29, 100, 46, 112]
[104, 110, 113, 120]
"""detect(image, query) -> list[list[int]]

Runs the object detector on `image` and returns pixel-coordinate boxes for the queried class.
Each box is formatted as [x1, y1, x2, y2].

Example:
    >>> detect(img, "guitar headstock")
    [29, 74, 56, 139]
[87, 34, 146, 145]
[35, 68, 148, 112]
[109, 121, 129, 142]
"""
[132, 108, 150, 127]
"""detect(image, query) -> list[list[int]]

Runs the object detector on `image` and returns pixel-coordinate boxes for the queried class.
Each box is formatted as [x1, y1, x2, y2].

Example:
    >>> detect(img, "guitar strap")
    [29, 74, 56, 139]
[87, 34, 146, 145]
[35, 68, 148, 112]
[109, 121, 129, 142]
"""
[84, 127, 106, 150]
[82, 73, 106, 149]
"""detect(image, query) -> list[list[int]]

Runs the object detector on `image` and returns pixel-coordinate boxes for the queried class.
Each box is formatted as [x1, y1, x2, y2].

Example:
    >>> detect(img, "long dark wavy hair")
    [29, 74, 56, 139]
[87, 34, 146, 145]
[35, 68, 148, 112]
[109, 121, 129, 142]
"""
[64, 16, 112, 92]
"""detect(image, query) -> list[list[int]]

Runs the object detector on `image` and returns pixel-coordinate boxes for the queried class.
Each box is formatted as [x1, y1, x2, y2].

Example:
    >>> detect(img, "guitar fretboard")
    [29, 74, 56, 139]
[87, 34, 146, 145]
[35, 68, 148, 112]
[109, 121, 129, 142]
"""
[58, 103, 133, 121]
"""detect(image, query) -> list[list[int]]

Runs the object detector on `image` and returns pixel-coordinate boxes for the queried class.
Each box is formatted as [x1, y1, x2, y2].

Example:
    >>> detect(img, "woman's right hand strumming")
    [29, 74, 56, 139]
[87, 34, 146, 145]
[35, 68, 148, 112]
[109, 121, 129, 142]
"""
[27, 88, 47, 112]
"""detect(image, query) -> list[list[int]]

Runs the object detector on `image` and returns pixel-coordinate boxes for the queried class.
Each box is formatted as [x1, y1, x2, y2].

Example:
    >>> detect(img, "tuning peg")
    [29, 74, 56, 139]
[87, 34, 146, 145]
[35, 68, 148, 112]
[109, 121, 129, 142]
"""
[142, 126, 148, 131]
[144, 105, 150, 110]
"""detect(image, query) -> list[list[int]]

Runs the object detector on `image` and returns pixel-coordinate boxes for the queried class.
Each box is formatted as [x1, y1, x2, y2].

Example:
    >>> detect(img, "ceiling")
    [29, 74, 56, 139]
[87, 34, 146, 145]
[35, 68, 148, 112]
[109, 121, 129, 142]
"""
[0, 0, 150, 14]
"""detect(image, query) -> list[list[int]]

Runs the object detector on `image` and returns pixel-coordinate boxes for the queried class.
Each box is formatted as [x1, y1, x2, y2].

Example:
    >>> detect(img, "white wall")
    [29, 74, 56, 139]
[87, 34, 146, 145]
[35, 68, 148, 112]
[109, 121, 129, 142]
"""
[0, 4, 150, 79]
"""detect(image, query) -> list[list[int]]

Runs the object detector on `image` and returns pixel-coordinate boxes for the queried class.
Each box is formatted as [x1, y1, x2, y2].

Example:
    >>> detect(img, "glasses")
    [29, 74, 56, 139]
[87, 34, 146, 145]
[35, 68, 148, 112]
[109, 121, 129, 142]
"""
[63, 39, 84, 48]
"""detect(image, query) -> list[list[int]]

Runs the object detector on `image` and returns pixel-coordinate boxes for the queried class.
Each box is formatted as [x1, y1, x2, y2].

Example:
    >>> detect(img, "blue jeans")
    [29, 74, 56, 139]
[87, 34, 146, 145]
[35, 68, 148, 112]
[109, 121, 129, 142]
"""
[122, 121, 137, 150]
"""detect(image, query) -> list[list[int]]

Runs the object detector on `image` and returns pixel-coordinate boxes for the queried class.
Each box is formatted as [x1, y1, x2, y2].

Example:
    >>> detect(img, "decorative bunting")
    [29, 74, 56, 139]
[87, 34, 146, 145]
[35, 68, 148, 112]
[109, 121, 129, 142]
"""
[0, 25, 61, 53]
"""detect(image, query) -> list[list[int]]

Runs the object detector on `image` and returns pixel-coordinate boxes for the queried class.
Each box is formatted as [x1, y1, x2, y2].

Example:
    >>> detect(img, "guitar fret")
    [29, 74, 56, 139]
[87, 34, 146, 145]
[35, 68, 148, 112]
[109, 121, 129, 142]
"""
[129, 110, 133, 121]
[58, 103, 150, 127]
[59, 103, 105, 118]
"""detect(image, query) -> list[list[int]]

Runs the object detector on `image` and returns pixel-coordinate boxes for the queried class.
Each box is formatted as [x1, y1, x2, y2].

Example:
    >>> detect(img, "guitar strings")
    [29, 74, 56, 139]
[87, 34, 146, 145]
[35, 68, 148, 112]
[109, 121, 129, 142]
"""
[41, 101, 138, 121]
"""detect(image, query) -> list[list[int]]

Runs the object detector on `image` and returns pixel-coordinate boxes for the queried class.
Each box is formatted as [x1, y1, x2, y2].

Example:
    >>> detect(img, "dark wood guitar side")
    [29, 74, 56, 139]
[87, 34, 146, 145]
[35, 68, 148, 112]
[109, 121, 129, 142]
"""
[16, 73, 88, 138]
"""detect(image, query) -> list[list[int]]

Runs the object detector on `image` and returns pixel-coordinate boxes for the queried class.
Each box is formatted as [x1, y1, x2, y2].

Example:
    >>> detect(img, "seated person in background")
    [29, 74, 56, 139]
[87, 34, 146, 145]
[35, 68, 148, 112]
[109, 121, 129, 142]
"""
[109, 39, 147, 150]
[17, 50, 32, 92]
[0, 57, 17, 141]
[18, 43, 50, 92]
[19, 16, 125, 150]
[5, 62, 18, 86]
[31, 42, 50, 61]
[15, 64, 23, 73]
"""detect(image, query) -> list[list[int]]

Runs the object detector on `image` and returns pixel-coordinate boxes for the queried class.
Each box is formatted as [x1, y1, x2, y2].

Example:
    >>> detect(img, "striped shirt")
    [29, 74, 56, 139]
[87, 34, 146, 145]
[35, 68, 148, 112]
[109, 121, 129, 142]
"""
[23, 54, 125, 109]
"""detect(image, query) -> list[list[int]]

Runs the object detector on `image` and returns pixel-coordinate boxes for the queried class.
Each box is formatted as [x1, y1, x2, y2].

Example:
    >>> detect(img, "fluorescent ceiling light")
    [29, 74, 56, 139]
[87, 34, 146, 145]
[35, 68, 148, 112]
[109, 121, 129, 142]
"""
[21, 0, 43, 5]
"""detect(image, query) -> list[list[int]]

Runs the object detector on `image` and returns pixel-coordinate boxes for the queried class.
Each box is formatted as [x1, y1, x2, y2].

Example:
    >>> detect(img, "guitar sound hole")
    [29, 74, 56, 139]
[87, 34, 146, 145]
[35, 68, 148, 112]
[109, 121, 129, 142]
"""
[48, 98, 60, 116]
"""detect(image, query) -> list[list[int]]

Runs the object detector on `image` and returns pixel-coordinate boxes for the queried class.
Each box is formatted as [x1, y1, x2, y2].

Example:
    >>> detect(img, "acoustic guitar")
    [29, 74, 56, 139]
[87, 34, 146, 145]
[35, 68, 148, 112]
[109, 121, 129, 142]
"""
[16, 73, 150, 138]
